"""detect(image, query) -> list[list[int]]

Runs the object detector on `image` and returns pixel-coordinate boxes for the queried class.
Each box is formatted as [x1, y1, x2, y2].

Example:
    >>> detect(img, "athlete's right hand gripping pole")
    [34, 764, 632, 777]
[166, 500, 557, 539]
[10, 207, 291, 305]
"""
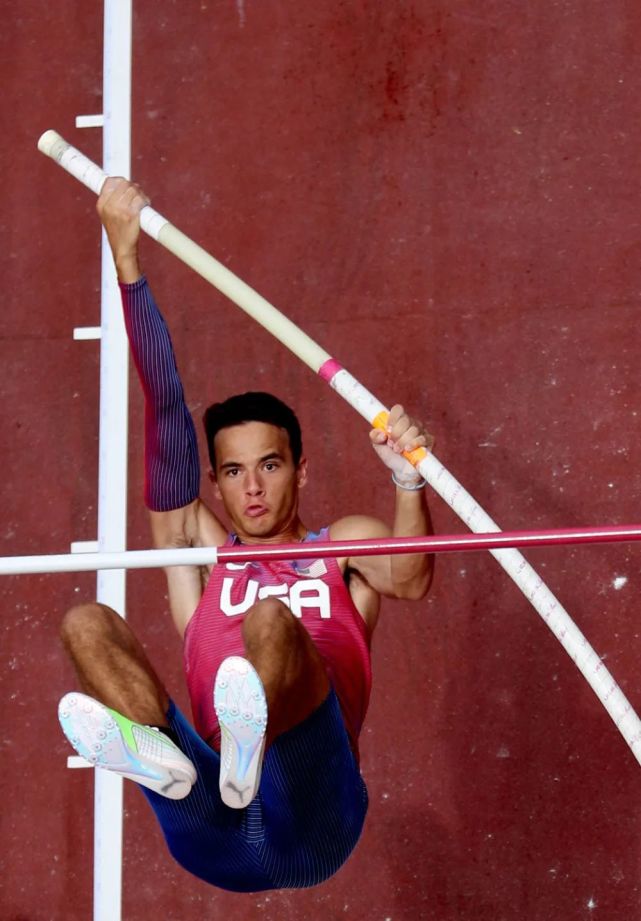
[38, 130, 641, 766]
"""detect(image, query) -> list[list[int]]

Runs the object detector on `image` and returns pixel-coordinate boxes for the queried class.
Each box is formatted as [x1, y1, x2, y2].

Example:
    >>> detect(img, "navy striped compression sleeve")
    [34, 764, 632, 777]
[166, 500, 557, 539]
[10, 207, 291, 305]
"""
[120, 276, 200, 511]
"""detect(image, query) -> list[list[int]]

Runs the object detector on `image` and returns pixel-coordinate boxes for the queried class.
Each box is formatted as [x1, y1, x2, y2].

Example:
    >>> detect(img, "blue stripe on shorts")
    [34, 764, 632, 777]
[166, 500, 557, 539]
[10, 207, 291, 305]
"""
[139, 689, 368, 892]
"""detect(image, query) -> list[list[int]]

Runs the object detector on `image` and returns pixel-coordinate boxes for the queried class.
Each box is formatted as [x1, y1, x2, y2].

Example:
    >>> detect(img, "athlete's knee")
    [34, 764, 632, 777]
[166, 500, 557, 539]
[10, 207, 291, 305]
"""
[242, 598, 298, 646]
[60, 602, 121, 648]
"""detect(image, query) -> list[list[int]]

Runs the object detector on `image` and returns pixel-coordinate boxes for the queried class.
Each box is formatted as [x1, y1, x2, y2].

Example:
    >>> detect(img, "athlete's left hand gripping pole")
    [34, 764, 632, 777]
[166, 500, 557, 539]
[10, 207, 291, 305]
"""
[38, 130, 641, 768]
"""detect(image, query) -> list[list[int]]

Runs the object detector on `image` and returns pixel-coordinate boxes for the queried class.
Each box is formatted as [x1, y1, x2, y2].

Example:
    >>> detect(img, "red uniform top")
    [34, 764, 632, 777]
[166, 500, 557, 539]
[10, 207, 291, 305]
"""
[183, 528, 373, 760]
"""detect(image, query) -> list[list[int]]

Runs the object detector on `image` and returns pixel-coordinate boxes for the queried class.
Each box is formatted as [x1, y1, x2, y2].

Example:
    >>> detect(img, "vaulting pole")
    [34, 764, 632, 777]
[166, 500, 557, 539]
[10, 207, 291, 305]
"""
[37, 130, 641, 767]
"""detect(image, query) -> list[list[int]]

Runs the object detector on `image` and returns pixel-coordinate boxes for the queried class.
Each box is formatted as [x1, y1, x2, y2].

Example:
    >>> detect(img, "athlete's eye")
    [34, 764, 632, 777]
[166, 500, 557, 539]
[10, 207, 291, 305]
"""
[226, 468, 240, 477]
[264, 462, 279, 472]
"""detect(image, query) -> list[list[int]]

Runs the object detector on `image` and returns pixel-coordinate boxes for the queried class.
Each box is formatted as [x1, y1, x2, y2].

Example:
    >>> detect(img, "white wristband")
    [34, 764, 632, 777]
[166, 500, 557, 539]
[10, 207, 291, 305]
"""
[391, 472, 426, 491]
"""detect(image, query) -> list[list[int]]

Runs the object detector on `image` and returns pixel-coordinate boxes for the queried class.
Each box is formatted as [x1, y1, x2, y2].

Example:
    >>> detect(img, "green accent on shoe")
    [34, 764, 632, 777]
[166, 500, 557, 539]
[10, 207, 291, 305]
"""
[59, 692, 197, 801]
[106, 706, 141, 751]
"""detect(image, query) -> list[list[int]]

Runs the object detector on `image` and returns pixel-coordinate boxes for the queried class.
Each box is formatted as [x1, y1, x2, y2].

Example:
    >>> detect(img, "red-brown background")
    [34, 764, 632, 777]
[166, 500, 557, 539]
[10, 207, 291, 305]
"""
[2, 2, 641, 919]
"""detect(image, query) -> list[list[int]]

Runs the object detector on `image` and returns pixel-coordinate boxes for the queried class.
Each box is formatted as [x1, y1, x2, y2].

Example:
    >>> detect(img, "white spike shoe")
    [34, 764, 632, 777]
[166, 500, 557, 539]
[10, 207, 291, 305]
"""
[58, 692, 196, 800]
[214, 657, 267, 809]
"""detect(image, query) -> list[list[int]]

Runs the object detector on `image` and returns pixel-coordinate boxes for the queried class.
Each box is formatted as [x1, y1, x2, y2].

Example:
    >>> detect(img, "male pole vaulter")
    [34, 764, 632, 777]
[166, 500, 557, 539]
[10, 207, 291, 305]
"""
[58, 178, 434, 891]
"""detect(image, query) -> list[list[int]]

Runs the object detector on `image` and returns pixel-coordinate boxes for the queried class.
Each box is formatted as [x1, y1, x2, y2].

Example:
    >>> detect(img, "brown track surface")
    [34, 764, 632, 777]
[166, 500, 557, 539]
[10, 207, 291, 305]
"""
[2, 3, 641, 919]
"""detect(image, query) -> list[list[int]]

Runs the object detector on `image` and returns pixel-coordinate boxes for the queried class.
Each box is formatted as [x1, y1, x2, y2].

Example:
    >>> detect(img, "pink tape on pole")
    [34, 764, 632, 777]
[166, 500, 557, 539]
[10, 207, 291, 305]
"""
[318, 358, 344, 382]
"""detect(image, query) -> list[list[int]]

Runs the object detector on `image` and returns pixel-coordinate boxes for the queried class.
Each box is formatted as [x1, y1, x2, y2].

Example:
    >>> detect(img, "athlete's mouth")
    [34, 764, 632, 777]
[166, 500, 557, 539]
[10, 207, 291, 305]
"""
[244, 504, 268, 518]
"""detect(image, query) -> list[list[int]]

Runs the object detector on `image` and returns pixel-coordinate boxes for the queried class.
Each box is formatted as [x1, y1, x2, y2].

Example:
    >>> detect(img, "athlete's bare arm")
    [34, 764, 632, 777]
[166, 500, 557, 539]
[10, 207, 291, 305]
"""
[97, 178, 226, 635]
[148, 502, 226, 636]
[331, 404, 434, 620]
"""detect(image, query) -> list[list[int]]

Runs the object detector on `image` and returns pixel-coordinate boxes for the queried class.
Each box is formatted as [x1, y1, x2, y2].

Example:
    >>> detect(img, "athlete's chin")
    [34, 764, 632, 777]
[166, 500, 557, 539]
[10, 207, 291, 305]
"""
[239, 516, 278, 539]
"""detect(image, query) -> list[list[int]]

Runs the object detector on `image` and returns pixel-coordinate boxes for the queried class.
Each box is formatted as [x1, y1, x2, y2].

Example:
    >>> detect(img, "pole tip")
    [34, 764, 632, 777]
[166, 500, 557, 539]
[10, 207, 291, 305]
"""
[37, 129, 65, 158]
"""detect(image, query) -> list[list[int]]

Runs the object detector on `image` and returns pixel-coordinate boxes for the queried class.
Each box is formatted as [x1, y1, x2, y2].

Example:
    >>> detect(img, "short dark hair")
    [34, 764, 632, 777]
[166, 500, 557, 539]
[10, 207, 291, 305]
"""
[203, 392, 303, 469]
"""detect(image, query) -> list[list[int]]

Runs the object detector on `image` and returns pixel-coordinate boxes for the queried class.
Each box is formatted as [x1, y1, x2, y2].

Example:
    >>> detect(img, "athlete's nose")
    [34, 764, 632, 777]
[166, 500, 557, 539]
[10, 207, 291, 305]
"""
[245, 471, 264, 495]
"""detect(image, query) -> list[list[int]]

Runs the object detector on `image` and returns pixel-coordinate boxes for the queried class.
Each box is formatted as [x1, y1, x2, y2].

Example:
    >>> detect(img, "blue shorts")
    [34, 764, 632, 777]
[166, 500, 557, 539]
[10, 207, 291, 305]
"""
[139, 690, 368, 892]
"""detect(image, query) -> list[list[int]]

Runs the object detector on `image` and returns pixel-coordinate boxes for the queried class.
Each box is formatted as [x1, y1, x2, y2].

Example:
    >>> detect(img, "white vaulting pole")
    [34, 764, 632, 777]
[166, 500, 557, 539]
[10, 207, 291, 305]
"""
[93, 4, 132, 920]
[37, 132, 641, 767]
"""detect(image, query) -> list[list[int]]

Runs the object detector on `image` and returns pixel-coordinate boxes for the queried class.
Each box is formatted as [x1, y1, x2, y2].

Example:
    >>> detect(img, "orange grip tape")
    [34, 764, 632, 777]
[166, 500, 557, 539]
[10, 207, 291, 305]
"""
[372, 411, 428, 467]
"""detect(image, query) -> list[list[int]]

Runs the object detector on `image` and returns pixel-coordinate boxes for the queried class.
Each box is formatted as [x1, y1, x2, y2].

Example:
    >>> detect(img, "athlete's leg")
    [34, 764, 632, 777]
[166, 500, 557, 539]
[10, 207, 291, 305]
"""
[213, 598, 331, 809]
[259, 690, 368, 888]
[60, 601, 169, 727]
[241, 598, 330, 745]
[59, 602, 196, 800]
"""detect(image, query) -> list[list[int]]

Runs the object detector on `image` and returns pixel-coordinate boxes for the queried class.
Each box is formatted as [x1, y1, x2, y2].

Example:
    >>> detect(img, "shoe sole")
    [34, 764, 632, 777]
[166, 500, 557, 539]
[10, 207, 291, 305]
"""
[58, 693, 195, 800]
[214, 657, 267, 809]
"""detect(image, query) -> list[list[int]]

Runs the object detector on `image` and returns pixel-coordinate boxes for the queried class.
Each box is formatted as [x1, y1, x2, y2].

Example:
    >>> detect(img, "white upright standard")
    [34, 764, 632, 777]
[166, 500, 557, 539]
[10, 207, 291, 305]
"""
[93, 3, 132, 920]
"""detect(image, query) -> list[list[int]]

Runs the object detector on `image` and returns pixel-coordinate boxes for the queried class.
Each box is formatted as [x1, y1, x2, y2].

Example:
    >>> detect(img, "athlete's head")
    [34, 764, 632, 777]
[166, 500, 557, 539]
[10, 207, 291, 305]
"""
[203, 392, 307, 539]
[203, 392, 302, 468]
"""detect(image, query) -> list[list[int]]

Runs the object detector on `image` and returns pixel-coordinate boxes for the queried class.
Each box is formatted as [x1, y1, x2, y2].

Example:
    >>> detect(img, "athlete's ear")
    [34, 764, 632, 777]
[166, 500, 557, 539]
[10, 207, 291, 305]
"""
[208, 468, 222, 500]
[296, 456, 308, 489]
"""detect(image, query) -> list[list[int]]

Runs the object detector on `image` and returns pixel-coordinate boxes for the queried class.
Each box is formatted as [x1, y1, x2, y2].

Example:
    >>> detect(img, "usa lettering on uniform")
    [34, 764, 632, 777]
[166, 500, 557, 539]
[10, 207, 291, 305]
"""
[219, 577, 331, 619]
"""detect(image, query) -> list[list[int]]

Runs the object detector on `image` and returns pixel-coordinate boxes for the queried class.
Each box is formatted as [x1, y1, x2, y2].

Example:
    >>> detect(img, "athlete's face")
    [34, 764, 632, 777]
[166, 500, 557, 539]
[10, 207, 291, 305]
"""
[211, 421, 307, 542]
